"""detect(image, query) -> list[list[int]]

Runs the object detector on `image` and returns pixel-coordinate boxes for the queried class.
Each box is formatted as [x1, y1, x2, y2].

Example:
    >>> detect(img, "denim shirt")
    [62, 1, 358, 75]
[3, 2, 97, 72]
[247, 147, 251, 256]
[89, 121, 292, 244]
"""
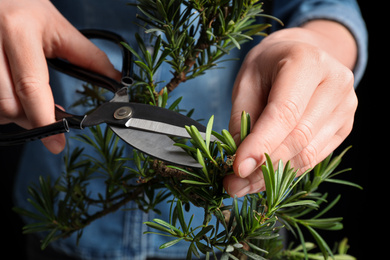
[13, 0, 367, 259]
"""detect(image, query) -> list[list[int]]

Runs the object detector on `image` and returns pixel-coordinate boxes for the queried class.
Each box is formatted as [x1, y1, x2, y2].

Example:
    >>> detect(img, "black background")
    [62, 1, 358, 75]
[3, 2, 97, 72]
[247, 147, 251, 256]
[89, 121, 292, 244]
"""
[0, 1, 377, 258]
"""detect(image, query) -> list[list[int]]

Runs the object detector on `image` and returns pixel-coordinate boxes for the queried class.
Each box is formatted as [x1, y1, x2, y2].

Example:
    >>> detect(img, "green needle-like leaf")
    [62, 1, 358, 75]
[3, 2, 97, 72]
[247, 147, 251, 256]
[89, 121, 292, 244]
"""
[16, 2, 362, 259]
[221, 129, 237, 152]
[278, 200, 318, 210]
[305, 225, 333, 259]
[159, 237, 184, 249]
[240, 111, 251, 141]
[206, 115, 214, 150]
[176, 200, 188, 234]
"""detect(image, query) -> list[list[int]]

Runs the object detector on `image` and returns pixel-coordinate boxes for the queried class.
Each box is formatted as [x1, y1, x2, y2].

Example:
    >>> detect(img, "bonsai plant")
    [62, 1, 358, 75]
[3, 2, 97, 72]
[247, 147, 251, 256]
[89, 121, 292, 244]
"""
[14, 1, 362, 259]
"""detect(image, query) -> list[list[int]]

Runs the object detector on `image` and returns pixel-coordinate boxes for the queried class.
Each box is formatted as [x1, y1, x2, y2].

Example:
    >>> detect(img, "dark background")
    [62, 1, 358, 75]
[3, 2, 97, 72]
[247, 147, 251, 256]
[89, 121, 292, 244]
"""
[316, 1, 376, 258]
[0, 1, 377, 259]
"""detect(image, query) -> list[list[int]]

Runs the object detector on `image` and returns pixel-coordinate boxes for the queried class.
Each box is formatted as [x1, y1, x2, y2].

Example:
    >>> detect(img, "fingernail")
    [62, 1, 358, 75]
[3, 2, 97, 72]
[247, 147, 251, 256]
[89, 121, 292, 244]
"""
[238, 158, 257, 178]
[228, 178, 250, 198]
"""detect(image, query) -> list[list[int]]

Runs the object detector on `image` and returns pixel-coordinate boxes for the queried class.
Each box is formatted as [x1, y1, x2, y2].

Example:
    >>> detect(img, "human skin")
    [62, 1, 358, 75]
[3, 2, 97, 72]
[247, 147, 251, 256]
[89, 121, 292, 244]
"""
[0, 1, 358, 198]
[224, 20, 358, 197]
[0, 0, 120, 154]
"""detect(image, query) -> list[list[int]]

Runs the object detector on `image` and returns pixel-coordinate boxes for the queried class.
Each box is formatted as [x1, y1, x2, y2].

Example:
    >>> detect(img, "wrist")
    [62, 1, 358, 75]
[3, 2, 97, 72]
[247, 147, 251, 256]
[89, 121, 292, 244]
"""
[261, 20, 357, 70]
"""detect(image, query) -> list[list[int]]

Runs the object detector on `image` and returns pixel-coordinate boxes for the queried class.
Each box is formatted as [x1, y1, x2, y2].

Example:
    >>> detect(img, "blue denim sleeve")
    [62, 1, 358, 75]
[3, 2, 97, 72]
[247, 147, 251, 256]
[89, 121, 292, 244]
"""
[271, 0, 368, 86]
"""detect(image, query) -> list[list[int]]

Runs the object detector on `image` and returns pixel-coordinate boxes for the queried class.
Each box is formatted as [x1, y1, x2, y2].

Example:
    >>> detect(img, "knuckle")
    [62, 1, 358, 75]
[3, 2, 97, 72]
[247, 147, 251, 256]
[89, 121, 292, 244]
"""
[297, 145, 318, 169]
[272, 99, 301, 130]
[14, 76, 42, 99]
[0, 8, 33, 34]
[290, 122, 313, 150]
[344, 69, 355, 86]
[338, 119, 354, 139]
[346, 90, 358, 111]
[339, 67, 355, 86]
[329, 66, 355, 93]
[284, 43, 325, 68]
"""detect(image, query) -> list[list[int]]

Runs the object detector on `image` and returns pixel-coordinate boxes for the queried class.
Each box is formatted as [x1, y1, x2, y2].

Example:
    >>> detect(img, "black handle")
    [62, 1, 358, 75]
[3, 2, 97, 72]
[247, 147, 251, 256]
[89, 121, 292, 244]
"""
[47, 58, 123, 93]
[79, 29, 133, 85]
[0, 119, 69, 146]
[46, 29, 133, 93]
[0, 30, 133, 146]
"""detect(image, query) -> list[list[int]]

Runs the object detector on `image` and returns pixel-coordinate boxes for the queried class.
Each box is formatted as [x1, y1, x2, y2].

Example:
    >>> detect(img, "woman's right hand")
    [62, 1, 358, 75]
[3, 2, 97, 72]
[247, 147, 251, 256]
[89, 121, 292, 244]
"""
[0, 0, 120, 154]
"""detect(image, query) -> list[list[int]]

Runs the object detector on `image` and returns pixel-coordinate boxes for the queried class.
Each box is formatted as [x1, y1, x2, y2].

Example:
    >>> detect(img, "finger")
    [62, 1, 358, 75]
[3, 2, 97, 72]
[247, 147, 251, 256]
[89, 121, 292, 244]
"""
[269, 67, 356, 171]
[225, 114, 353, 198]
[289, 94, 356, 173]
[47, 20, 121, 81]
[0, 47, 25, 125]
[224, 112, 353, 198]
[4, 26, 65, 154]
[268, 79, 343, 166]
[288, 122, 351, 175]
[223, 169, 265, 198]
[233, 45, 323, 178]
[229, 59, 267, 145]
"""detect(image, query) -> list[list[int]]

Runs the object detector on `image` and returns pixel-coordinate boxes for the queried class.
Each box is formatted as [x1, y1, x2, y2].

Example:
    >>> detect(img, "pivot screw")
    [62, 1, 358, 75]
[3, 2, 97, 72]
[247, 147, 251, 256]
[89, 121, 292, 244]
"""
[114, 106, 132, 120]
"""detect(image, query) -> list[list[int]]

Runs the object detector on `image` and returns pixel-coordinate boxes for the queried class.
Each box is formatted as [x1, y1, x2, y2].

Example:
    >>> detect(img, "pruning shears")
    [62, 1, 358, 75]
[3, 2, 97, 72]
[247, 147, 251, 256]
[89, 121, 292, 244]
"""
[0, 30, 210, 168]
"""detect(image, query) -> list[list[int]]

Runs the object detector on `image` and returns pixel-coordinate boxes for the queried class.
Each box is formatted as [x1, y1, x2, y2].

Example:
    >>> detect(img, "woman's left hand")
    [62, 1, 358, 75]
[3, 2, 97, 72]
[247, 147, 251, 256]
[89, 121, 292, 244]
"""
[224, 21, 358, 197]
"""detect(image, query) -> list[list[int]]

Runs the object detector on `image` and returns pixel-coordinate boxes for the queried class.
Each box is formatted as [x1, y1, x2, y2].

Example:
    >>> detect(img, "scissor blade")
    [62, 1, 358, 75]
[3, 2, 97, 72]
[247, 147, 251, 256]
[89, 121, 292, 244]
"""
[83, 102, 214, 140]
[125, 118, 194, 139]
[110, 126, 202, 168]
[110, 87, 129, 102]
[125, 103, 206, 132]
[122, 103, 218, 141]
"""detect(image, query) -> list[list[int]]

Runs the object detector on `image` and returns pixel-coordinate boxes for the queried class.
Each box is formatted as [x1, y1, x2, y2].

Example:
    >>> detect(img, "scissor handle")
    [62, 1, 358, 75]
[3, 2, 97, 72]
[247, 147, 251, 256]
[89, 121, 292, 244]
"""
[0, 119, 68, 146]
[80, 29, 133, 85]
[47, 58, 123, 93]
[0, 29, 133, 146]
[47, 29, 133, 93]
[0, 107, 86, 146]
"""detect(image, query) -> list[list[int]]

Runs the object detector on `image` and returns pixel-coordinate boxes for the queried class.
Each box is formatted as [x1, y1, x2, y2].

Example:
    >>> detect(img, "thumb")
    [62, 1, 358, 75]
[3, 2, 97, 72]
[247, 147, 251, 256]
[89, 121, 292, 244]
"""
[229, 56, 268, 139]
[228, 58, 267, 148]
[228, 49, 274, 178]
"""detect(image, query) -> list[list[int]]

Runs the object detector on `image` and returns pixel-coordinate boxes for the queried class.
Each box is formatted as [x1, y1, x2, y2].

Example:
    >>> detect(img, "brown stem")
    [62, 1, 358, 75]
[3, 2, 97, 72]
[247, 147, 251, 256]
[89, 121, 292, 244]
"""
[61, 186, 144, 239]
[85, 187, 144, 225]
[165, 25, 211, 93]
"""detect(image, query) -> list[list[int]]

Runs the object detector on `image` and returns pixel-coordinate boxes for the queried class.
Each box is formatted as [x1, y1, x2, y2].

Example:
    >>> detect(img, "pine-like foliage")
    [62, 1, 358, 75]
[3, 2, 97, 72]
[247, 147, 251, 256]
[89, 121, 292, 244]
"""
[14, 1, 361, 259]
